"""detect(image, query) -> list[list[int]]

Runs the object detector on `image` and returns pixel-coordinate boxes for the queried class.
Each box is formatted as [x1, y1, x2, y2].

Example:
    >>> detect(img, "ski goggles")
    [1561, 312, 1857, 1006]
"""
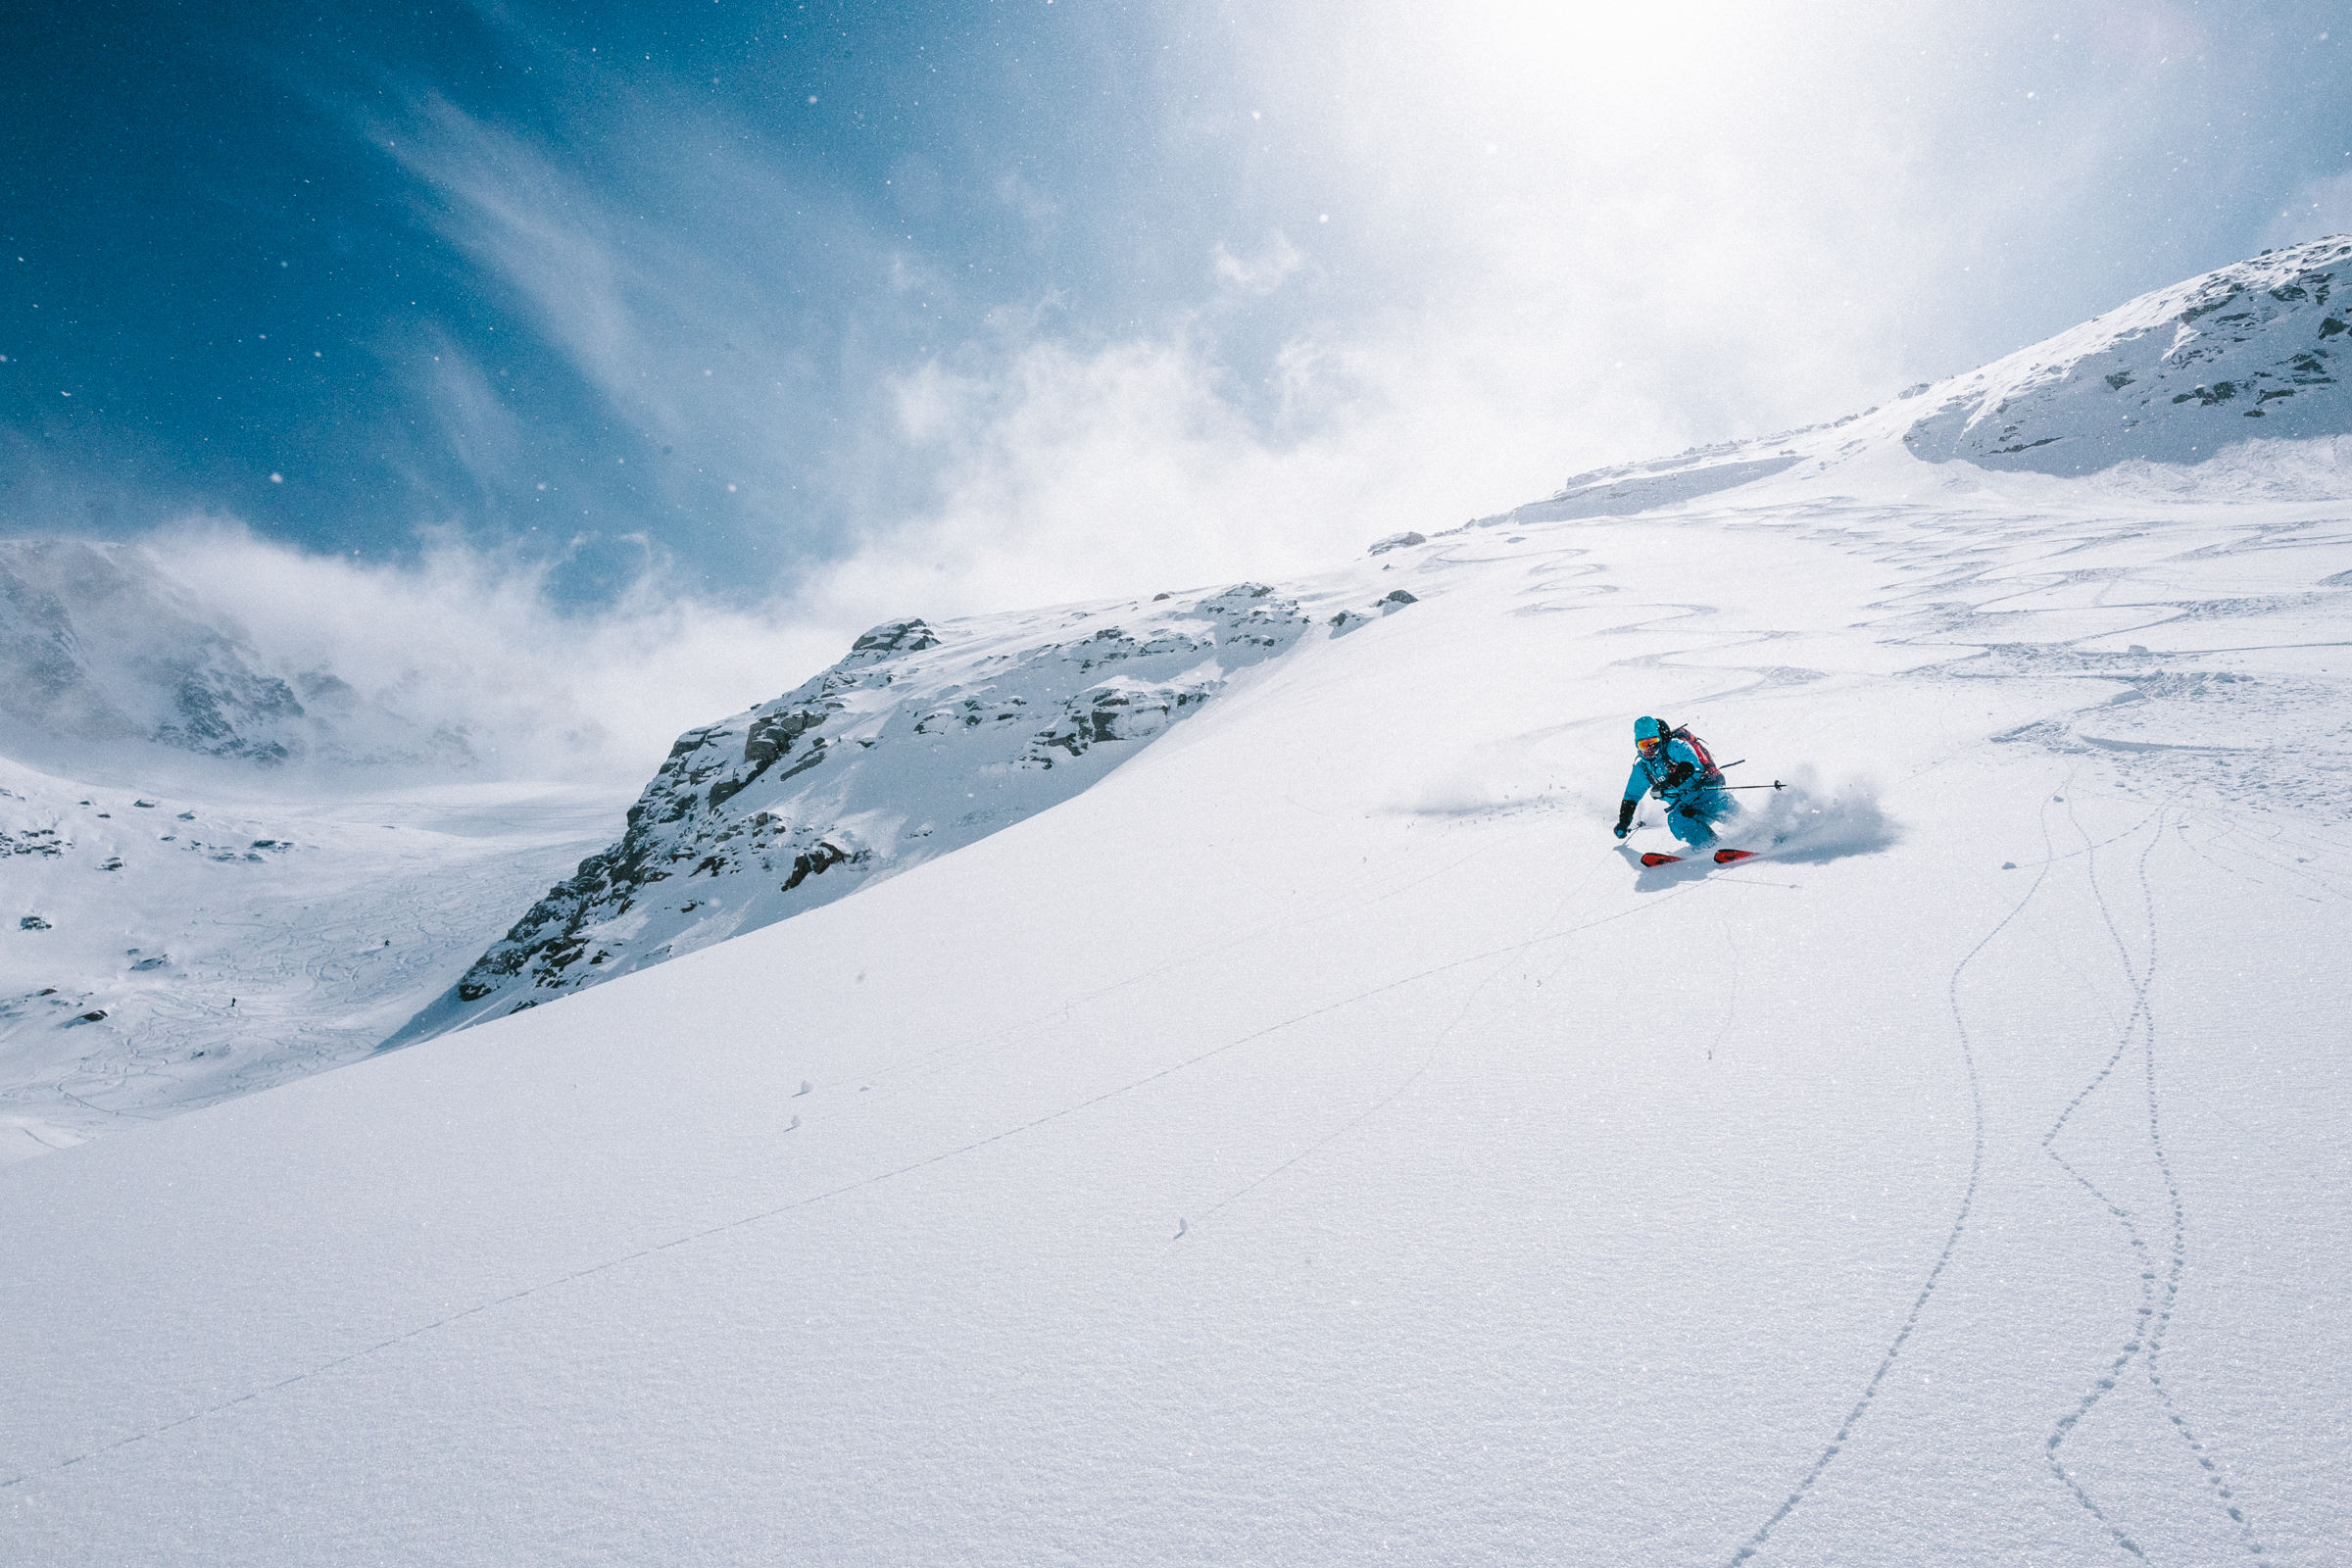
[1637, 734, 1663, 753]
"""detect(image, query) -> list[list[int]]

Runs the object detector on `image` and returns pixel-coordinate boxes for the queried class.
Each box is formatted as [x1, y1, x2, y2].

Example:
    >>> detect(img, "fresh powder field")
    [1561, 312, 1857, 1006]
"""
[8, 398, 2348, 1561]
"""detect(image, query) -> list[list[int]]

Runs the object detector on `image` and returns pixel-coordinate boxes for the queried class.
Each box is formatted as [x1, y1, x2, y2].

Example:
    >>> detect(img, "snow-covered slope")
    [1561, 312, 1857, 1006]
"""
[8, 241, 2352, 1562]
[390, 583, 1358, 1042]
[389, 239, 2349, 1048]
[7, 428, 2352, 1562]
[1900, 237, 2351, 470]
[0, 539, 671, 1153]
[0, 761, 624, 1159]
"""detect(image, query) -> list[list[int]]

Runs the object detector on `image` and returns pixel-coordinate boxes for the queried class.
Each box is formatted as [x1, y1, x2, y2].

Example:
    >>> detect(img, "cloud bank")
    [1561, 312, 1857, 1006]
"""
[112, 522, 846, 784]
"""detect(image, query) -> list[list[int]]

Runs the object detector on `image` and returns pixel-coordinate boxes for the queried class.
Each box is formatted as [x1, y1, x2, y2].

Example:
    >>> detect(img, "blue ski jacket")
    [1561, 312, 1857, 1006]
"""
[1626, 737, 1735, 846]
[1625, 738, 1716, 809]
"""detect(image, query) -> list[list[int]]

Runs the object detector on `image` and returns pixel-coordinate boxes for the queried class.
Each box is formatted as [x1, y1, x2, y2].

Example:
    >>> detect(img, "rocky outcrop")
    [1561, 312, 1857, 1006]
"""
[1327, 587, 1419, 636]
[386, 583, 1313, 1044]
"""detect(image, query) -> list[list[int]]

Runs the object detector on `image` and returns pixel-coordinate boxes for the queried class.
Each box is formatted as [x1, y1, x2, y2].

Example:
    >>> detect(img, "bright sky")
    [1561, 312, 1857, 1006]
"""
[4, 0, 2349, 622]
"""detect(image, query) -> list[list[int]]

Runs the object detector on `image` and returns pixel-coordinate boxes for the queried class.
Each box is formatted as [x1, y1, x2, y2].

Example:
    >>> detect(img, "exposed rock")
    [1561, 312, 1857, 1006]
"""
[5, 827, 67, 858]
[1330, 587, 1423, 636]
[848, 619, 943, 658]
[1368, 531, 1426, 556]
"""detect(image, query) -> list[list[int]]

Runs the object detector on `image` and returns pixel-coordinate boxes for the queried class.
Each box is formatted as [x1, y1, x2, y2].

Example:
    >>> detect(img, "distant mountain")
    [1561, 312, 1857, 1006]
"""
[1900, 234, 2350, 469]
[0, 540, 476, 769]
[1508, 233, 2351, 524]
[0, 541, 633, 1153]
[385, 582, 1364, 1044]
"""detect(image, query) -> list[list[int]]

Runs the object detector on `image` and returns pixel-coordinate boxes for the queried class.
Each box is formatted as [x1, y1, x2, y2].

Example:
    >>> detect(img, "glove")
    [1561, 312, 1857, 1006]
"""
[1666, 760, 1694, 789]
[1614, 799, 1636, 839]
[1680, 806, 1702, 820]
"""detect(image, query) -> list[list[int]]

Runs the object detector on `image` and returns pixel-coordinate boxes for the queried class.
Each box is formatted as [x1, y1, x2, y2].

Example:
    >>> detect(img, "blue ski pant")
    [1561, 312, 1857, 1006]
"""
[1666, 788, 1735, 846]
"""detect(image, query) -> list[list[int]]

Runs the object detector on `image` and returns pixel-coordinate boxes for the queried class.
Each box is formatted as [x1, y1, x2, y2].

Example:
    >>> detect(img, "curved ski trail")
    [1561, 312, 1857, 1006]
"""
[2040, 800, 2266, 1558]
[1719, 793, 2041, 1565]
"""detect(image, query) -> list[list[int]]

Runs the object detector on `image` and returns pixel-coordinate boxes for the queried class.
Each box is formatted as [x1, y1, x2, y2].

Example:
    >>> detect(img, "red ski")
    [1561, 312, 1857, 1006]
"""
[1713, 849, 1758, 864]
[1640, 852, 1684, 867]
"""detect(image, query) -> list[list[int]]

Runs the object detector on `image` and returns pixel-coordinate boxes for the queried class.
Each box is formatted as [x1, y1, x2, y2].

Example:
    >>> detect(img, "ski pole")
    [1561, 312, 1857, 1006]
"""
[1721, 780, 1785, 791]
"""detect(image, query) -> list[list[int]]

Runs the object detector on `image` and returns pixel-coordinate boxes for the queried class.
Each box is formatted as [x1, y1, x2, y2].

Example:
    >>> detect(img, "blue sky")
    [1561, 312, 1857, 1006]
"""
[5, 0, 2349, 613]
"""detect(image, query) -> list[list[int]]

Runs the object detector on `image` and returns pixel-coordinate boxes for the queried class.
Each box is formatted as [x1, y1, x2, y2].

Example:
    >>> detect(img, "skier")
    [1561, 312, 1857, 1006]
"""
[1612, 716, 1734, 849]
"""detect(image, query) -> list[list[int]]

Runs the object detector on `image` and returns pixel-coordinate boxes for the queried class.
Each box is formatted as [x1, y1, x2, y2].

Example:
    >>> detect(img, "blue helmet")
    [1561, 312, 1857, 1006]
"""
[1635, 715, 1667, 744]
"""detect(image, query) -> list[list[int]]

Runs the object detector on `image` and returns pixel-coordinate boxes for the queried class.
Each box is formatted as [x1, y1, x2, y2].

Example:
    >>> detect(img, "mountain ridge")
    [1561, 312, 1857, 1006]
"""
[385, 581, 1367, 1043]
[1499, 232, 2351, 526]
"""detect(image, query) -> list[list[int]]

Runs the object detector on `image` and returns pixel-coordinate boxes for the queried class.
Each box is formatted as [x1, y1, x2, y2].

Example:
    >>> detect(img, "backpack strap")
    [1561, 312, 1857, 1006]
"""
[1667, 723, 1727, 788]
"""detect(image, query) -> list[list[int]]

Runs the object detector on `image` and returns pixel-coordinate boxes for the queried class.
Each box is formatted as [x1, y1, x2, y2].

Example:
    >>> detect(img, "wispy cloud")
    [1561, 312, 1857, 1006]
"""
[315, 1, 2352, 639]
[2262, 168, 2352, 251]
[373, 83, 913, 574]
[1213, 232, 1306, 297]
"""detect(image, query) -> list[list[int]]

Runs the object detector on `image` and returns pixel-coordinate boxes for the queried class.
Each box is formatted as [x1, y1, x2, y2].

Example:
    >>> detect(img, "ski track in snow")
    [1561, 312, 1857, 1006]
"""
[1717, 791, 2019, 1566]
[1184, 834, 1642, 1232]
[2038, 797, 2268, 1559]
[1182, 948, 1512, 1232]
[787, 828, 1507, 1111]
[2036, 800, 2169, 1560]
[1708, 906, 1742, 1064]
[1748, 474, 2348, 1558]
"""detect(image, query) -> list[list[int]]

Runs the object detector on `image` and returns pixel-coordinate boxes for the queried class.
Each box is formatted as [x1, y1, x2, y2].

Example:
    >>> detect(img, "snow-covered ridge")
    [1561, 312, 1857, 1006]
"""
[389, 582, 1329, 1043]
[1901, 234, 2351, 469]
[0, 544, 656, 1153]
[1497, 233, 2351, 526]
